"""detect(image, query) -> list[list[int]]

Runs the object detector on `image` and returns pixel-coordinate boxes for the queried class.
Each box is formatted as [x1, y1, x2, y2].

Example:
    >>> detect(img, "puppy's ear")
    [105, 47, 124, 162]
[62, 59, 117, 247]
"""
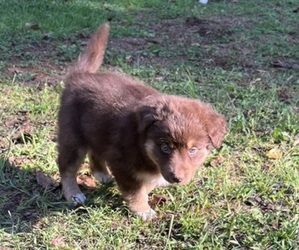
[205, 111, 227, 148]
[137, 106, 158, 132]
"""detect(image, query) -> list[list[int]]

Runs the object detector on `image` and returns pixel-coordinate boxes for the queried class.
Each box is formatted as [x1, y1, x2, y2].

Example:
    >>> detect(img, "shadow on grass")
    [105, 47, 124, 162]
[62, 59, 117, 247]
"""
[0, 157, 125, 234]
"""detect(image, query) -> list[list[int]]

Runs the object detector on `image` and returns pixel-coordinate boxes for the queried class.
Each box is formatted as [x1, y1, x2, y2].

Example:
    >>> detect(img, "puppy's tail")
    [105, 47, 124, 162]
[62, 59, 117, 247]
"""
[72, 23, 110, 73]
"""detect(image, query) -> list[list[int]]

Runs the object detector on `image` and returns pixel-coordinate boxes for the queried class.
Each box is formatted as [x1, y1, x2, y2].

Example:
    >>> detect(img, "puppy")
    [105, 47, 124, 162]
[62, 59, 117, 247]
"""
[57, 23, 227, 221]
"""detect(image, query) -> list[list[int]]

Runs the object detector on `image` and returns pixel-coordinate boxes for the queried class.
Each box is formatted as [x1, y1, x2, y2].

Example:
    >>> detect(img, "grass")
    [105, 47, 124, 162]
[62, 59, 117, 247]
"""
[0, 0, 298, 249]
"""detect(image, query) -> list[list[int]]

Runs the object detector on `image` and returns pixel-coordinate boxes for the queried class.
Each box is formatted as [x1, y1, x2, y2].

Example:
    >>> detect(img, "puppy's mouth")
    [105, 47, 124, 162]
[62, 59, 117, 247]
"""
[168, 172, 182, 184]
[161, 170, 185, 185]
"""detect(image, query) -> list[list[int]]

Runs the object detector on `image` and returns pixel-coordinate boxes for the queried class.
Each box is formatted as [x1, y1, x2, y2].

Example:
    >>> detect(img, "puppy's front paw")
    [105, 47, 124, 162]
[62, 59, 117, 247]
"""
[135, 209, 156, 221]
[71, 193, 86, 206]
[93, 172, 114, 184]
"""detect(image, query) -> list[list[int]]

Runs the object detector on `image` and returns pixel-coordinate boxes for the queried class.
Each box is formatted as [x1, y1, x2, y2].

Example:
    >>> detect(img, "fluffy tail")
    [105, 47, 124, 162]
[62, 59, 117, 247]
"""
[73, 23, 110, 73]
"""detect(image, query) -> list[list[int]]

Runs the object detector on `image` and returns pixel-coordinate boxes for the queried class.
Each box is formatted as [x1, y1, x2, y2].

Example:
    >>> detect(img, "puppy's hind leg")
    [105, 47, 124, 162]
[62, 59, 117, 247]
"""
[58, 145, 87, 206]
[88, 151, 113, 184]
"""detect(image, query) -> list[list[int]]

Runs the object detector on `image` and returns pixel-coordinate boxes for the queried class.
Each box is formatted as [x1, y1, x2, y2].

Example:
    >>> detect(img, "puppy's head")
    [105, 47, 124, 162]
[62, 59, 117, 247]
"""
[137, 95, 227, 184]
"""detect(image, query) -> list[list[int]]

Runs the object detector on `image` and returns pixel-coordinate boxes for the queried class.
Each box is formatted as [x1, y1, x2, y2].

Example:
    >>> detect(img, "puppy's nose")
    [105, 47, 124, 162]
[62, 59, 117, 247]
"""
[171, 173, 182, 183]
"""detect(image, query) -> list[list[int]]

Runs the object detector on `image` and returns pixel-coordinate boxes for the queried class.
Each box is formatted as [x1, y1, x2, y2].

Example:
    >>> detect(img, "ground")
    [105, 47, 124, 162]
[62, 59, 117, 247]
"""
[0, 0, 298, 249]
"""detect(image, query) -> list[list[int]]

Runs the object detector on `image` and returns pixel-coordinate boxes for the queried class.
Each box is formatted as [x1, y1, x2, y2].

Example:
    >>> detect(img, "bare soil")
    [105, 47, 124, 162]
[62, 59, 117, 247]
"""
[4, 15, 298, 86]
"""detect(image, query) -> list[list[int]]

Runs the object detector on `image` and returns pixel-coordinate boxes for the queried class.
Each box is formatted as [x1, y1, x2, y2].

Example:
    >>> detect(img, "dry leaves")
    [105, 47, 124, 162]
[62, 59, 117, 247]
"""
[36, 171, 58, 189]
[4, 110, 34, 145]
[8, 156, 34, 167]
[24, 22, 39, 30]
[277, 89, 290, 102]
[76, 174, 97, 189]
[293, 137, 299, 148]
[210, 156, 226, 167]
[266, 148, 282, 160]
[149, 194, 169, 207]
[50, 237, 66, 248]
[272, 59, 299, 69]
[272, 60, 292, 69]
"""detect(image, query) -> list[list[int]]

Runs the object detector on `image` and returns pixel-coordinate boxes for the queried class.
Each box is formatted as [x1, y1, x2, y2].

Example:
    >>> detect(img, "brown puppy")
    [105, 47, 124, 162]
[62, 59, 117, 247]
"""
[58, 23, 227, 221]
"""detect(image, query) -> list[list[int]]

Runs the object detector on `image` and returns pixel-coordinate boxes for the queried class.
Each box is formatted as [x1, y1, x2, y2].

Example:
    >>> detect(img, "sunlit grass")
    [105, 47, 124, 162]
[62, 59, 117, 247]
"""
[0, 0, 298, 249]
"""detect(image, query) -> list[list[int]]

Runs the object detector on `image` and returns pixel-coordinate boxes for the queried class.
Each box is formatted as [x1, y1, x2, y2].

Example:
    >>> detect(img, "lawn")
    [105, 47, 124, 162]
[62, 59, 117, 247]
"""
[0, 0, 298, 249]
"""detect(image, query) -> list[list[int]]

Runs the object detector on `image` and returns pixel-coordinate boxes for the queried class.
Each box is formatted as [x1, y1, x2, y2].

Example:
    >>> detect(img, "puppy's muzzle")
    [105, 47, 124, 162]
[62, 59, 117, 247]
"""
[169, 172, 182, 183]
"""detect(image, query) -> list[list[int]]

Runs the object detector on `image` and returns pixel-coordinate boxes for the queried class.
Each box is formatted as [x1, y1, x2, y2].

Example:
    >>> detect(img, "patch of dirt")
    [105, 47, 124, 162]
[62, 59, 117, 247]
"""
[5, 63, 65, 87]
[36, 170, 59, 189]
[107, 15, 298, 77]
[110, 37, 151, 52]
[3, 14, 298, 86]
[4, 110, 33, 143]
[244, 195, 291, 215]
[271, 57, 299, 70]
[107, 15, 257, 70]
[3, 35, 69, 86]
[0, 110, 34, 154]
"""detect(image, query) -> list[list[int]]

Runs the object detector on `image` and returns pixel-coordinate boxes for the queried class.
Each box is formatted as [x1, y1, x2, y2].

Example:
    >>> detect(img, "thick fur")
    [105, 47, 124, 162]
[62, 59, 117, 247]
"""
[58, 23, 227, 220]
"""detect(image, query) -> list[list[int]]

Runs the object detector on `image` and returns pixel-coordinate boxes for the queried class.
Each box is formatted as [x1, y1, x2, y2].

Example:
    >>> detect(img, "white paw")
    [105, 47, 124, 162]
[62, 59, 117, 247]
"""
[94, 172, 113, 184]
[71, 193, 86, 206]
[135, 209, 156, 221]
[154, 175, 170, 187]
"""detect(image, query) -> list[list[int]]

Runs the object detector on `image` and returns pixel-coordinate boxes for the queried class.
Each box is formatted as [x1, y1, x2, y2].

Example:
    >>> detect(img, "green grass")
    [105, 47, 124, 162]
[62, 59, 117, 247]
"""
[0, 0, 298, 249]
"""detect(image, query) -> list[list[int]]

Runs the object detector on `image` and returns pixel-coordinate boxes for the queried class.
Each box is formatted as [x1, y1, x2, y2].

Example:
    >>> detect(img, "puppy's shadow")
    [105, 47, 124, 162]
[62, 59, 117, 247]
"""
[0, 158, 65, 233]
[0, 158, 126, 234]
[73, 180, 128, 217]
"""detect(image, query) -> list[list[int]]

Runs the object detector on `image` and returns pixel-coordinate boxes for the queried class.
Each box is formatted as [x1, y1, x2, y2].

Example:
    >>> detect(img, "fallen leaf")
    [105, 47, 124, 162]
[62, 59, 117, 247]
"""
[34, 221, 45, 230]
[6, 66, 27, 74]
[293, 136, 299, 148]
[36, 171, 57, 189]
[76, 174, 97, 189]
[266, 148, 282, 159]
[50, 237, 66, 248]
[9, 156, 34, 167]
[272, 60, 292, 69]
[24, 22, 39, 30]
[278, 89, 289, 102]
[210, 156, 226, 167]
[272, 59, 299, 69]
[149, 194, 169, 207]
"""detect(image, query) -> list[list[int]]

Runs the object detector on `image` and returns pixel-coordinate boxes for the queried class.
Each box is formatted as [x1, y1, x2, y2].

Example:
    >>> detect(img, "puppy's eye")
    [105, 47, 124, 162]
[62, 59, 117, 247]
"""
[161, 143, 171, 154]
[188, 147, 198, 156]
